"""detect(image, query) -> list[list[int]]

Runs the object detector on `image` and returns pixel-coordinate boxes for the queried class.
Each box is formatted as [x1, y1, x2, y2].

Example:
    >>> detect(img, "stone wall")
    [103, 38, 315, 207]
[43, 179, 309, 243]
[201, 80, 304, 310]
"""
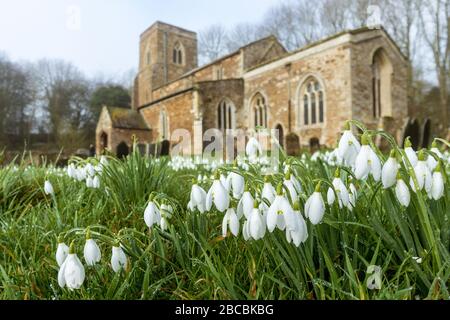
[244, 42, 352, 148]
[198, 79, 245, 130]
[349, 29, 408, 144]
[140, 90, 195, 150]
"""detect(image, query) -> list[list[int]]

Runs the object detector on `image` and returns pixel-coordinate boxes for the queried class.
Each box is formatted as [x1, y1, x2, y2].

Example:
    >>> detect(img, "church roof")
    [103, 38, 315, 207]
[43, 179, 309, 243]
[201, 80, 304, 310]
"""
[105, 106, 150, 131]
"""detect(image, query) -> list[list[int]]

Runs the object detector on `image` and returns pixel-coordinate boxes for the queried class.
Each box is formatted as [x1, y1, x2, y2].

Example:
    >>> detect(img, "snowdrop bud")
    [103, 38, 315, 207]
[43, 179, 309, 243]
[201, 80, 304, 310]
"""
[83, 230, 101, 266]
[249, 201, 265, 240]
[144, 198, 161, 228]
[44, 180, 54, 195]
[431, 164, 444, 200]
[395, 175, 410, 207]
[222, 208, 239, 237]
[382, 150, 399, 189]
[56, 238, 69, 267]
[206, 171, 230, 212]
[327, 187, 335, 205]
[61, 242, 85, 290]
[86, 176, 93, 188]
[410, 150, 432, 193]
[337, 121, 361, 167]
[305, 183, 325, 225]
[237, 187, 254, 219]
[404, 137, 418, 167]
[111, 244, 128, 273]
[92, 176, 100, 189]
[262, 176, 276, 203]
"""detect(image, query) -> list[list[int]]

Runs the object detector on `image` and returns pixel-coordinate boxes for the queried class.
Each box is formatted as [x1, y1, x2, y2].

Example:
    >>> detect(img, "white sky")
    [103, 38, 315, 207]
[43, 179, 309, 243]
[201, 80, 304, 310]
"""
[0, 0, 280, 77]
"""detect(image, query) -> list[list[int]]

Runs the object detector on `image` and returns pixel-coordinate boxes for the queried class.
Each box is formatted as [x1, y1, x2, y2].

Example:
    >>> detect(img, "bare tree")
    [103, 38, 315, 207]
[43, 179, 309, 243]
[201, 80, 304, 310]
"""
[32, 59, 92, 147]
[418, 0, 449, 130]
[320, 0, 352, 35]
[198, 24, 228, 64]
[261, 0, 323, 51]
[225, 23, 267, 52]
[0, 56, 35, 145]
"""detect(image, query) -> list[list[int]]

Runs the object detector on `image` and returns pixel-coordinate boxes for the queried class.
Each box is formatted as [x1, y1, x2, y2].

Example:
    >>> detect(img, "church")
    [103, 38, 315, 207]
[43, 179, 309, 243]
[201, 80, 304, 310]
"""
[96, 21, 412, 157]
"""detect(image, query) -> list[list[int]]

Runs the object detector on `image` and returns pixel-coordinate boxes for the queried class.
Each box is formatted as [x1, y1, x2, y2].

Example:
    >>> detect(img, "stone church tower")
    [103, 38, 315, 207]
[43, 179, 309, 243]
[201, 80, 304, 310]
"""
[134, 22, 198, 108]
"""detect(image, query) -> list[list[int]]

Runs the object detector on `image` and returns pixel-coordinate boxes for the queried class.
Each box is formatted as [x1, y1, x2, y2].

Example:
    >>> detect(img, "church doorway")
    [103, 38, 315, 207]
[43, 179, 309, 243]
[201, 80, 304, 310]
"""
[116, 142, 129, 159]
[309, 137, 320, 153]
[403, 119, 420, 149]
[100, 132, 108, 151]
[422, 119, 431, 148]
[275, 124, 284, 149]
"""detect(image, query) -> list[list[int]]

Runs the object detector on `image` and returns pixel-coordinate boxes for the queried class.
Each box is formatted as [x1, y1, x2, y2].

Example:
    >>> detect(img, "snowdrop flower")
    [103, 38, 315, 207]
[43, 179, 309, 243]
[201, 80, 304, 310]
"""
[111, 244, 128, 273]
[427, 141, 443, 171]
[412, 256, 422, 264]
[246, 137, 262, 159]
[67, 164, 76, 179]
[100, 155, 108, 166]
[354, 134, 381, 181]
[85, 163, 95, 178]
[395, 176, 410, 207]
[337, 122, 361, 167]
[248, 202, 266, 240]
[237, 188, 254, 219]
[403, 137, 418, 168]
[206, 172, 230, 212]
[327, 169, 349, 208]
[410, 150, 432, 193]
[305, 183, 325, 225]
[366, 265, 382, 290]
[56, 239, 69, 267]
[266, 184, 296, 232]
[144, 198, 161, 228]
[92, 176, 100, 189]
[86, 176, 93, 188]
[188, 182, 207, 213]
[220, 174, 231, 192]
[227, 171, 245, 199]
[261, 176, 276, 204]
[431, 164, 444, 200]
[382, 150, 399, 189]
[283, 171, 298, 202]
[58, 242, 85, 290]
[44, 180, 54, 195]
[222, 208, 239, 237]
[83, 230, 101, 266]
[286, 202, 308, 247]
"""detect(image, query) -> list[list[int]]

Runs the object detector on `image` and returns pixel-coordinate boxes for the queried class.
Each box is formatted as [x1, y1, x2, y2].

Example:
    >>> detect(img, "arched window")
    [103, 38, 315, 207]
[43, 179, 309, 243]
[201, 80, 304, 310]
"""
[217, 99, 235, 130]
[298, 77, 325, 127]
[173, 42, 184, 65]
[160, 111, 169, 140]
[372, 48, 393, 118]
[251, 93, 267, 128]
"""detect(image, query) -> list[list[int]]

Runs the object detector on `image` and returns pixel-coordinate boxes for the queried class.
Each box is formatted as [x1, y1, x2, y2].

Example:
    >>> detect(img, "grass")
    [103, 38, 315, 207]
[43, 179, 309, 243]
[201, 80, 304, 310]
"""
[0, 132, 449, 300]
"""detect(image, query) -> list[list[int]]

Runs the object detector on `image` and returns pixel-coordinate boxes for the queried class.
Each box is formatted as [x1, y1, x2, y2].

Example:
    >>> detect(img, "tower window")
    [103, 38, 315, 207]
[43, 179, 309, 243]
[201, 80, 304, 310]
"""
[173, 42, 184, 65]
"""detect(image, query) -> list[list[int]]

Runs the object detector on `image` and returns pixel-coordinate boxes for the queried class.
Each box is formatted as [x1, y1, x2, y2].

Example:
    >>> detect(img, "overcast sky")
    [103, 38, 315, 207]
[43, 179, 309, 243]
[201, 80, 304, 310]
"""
[0, 0, 280, 77]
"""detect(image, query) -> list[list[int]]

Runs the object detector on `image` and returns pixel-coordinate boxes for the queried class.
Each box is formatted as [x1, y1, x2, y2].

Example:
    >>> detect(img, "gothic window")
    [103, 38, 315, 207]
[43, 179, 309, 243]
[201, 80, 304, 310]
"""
[299, 77, 325, 127]
[251, 93, 267, 128]
[372, 48, 393, 118]
[160, 111, 169, 140]
[173, 42, 184, 65]
[217, 99, 235, 130]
